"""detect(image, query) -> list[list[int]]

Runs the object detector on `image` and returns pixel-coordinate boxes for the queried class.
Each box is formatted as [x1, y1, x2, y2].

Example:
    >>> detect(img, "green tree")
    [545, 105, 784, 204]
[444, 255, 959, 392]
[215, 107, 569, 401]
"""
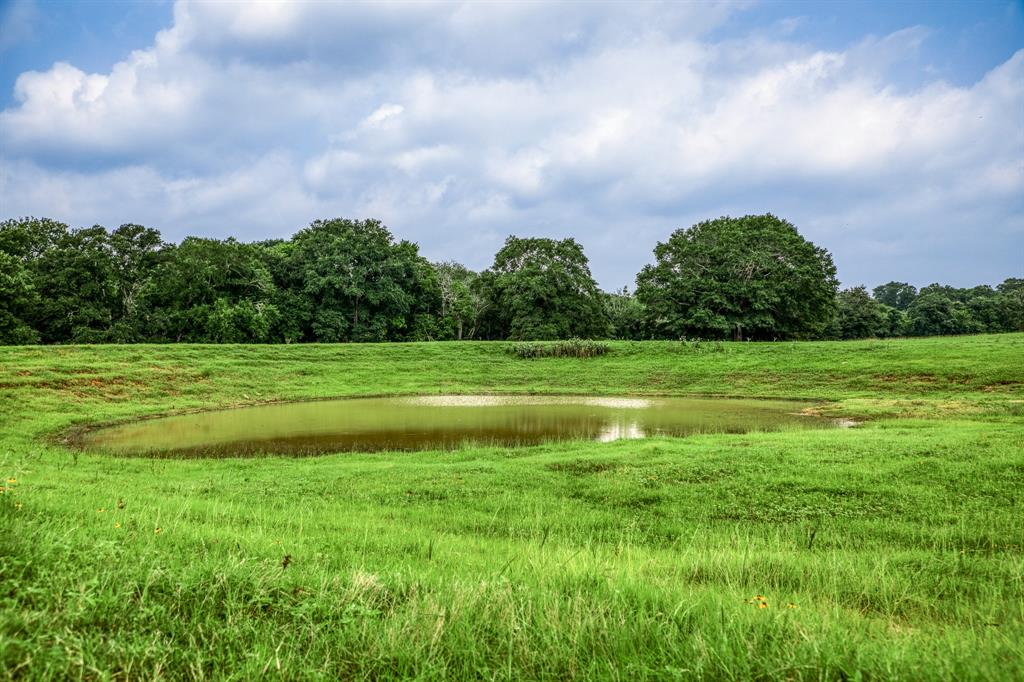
[140, 237, 278, 342]
[905, 289, 976, 336]
[253, 239, 310, 343]
[206, 298, 280, 343]
[0, 219, 162, 343]
[962, 285, 1006, 333]
[884, 306, 908, 337]
[479, 236, 609, 340]
[918, 283, 967, 302]
[834, 286, 890, 339]
[997, 278, 1024, 331]
[288, 219, 439, 342]
[635, 214, 838, 340]
[107, 224, 164, 341]
[432, 261, 487, 340]
[872, 282, 917, 310]
[0, 216, 68, 261]
[604, 287, 646, 340]
[32, 225, 118, 343]
[0, 251, 40, 344]
[0, 217, 70, 344]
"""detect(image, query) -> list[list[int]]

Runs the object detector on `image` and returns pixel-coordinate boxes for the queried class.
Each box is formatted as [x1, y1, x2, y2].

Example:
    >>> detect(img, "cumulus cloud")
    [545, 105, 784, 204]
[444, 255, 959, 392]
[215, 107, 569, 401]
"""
[0, 0, 1021, 288]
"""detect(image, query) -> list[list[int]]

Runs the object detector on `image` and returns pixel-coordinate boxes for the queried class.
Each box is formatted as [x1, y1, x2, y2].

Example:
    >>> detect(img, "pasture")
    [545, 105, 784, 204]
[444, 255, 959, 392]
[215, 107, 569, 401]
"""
[1, 335, 1022, 679]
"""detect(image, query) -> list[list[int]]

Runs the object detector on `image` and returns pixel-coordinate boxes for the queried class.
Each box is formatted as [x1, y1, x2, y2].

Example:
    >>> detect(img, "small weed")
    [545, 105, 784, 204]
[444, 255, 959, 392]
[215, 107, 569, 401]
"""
[545, 459, 618, 475]
[677, 337, 727, 353]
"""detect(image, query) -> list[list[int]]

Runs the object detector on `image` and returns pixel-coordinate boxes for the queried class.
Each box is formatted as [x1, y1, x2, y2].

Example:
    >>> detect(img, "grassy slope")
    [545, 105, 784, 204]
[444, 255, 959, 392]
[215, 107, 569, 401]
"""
[0, 336, 1022, 680]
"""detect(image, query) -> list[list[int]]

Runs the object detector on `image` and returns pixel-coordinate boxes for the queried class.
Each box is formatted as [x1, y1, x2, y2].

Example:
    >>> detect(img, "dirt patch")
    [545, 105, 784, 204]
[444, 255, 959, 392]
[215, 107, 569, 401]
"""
[0, 376, 145, 391]
[981, 381, 1024, 392]
[873, 373, 939, 383]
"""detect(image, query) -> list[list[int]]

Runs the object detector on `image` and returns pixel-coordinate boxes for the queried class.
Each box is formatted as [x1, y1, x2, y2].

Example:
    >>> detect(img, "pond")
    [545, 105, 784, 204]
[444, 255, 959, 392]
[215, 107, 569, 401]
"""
[78, 395, 839, 458]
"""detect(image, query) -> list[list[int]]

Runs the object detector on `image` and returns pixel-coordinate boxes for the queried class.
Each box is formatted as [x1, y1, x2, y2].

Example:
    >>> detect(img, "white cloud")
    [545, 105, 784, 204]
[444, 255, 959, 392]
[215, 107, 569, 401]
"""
[363, 103, 405, 128]
[0, 1, 1021, 288]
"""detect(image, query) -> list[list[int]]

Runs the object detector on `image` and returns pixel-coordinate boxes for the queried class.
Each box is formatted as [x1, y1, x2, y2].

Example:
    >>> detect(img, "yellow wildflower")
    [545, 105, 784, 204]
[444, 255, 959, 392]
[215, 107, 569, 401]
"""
[787, 603, 798, 609]
[154, 527, 162, 534]
[6, 478, 15, 484]
[758, 602, 768, 609]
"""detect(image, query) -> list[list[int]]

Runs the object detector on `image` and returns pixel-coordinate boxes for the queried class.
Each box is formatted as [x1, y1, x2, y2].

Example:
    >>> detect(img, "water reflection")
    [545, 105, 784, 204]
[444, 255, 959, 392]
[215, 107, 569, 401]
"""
[597, 420, 645, 442]
[80, 394, 834, 458]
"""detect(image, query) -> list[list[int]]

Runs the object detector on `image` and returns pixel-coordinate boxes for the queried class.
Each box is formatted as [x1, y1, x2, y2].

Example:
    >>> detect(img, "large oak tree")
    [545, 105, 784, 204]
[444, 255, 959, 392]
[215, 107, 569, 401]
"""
[635, 214, 838, 340]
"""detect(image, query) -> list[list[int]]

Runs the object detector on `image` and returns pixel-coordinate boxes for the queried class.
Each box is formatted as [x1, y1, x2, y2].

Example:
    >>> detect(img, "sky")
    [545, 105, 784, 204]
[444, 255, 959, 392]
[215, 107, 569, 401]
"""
[0, 0, 1021, 291]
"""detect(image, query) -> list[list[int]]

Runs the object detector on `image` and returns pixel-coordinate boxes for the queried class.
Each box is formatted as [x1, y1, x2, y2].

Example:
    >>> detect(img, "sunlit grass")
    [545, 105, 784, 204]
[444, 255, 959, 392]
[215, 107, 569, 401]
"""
[1, 335, 1023, 679]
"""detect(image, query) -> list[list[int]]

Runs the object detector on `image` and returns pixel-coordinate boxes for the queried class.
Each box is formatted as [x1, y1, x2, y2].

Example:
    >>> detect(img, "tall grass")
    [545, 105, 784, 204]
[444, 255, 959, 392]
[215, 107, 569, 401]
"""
[508, 338, 611, 359]
[0, 335, 1022, 679]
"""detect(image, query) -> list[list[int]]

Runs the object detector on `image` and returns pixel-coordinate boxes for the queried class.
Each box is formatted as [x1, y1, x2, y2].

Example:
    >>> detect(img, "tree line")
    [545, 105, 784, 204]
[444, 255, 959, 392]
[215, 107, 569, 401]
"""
[1, 214, 1020, 345]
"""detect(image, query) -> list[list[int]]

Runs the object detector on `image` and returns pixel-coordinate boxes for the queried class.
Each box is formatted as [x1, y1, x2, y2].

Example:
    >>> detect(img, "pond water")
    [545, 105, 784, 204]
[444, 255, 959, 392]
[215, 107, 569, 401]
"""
[79, 395, 837, 458]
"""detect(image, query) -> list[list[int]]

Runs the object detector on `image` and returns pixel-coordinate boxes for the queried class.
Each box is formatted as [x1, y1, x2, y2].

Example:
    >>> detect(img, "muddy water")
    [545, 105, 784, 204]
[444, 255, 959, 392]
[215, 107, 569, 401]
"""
[81, 395, 836, 458]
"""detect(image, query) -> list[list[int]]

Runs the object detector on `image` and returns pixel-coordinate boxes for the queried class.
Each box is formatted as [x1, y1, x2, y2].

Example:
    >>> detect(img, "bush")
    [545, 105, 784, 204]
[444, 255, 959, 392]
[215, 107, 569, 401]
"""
[676, 337, 726, 353]
[508, 338, 611, 359]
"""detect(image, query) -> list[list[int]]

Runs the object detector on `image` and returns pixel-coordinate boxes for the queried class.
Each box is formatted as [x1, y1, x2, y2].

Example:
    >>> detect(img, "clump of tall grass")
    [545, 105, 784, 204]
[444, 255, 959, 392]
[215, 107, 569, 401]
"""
[508, 338, 611, 359]
[677, 337, 727, 353]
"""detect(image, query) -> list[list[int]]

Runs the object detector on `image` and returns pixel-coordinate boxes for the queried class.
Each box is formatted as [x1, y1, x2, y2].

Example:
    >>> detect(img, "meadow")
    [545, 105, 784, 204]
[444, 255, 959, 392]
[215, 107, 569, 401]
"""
[1, 335, 1022, 680]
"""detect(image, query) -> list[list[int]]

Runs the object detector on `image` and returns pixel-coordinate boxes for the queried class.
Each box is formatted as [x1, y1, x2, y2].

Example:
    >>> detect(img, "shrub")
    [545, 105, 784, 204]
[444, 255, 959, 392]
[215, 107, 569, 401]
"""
[508, 338, 611, 359]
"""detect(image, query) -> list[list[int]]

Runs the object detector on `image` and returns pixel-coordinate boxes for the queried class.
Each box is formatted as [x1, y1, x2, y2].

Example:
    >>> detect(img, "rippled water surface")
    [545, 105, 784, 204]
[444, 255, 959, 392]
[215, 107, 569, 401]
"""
[81, 395, 836, 457]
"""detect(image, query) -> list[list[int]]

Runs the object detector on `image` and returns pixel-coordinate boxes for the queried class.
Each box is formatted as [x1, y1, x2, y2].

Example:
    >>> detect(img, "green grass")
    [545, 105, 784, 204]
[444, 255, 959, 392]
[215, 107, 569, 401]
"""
[1, 335, 1022, 680]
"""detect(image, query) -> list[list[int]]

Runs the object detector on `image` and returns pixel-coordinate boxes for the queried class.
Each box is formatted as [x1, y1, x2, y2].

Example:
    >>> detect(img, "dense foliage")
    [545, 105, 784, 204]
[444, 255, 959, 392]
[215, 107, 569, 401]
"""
[285, 219, 439, 343]
[477, 236, 609, 340]
[635, 214, 839, 340]
[1, 215, 1019, 344]
[828, 280, 1024, 340]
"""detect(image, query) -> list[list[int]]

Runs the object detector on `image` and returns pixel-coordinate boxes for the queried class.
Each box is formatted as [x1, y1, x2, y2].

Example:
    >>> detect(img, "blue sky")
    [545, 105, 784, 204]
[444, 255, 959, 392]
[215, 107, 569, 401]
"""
[1, 0, 1021, 290]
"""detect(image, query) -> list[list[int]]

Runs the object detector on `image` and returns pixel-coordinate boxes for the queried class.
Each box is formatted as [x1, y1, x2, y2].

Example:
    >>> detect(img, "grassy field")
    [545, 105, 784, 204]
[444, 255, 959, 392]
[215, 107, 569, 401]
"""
[1, 335, 1023, 680]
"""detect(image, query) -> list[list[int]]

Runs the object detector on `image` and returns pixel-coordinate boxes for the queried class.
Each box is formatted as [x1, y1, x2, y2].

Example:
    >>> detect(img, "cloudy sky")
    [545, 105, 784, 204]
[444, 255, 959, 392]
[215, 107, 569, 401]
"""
[1, 0, 1021, 290]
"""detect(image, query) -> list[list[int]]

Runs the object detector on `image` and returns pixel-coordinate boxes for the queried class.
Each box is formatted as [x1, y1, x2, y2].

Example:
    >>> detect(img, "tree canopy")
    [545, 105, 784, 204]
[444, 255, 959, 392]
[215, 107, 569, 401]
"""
[872, 282, 917, 311]
[1, 214, 1019, 345]
[833, 286, 893, 340]
[286, 219, 439, 342]
[635, 214, 839, 340]
[478, 236, 608, 340]
[433, 261, 487, 340]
